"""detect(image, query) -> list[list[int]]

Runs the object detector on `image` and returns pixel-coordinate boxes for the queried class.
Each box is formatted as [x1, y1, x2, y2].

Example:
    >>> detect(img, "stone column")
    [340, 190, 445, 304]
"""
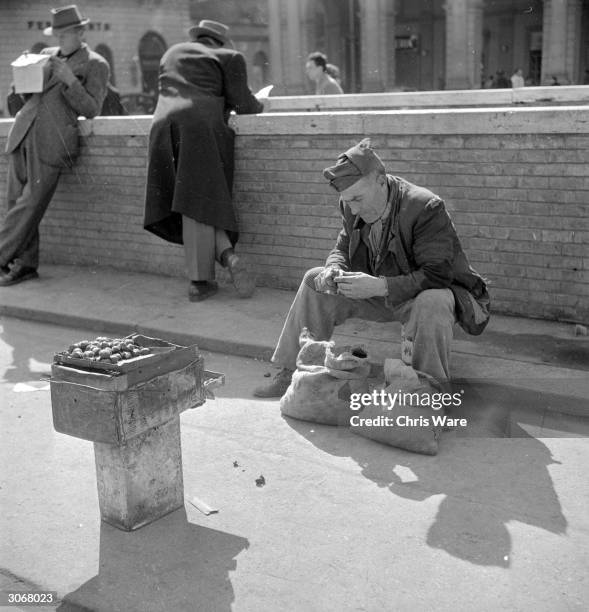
[284, 0, 305, 94]
[444, 0, 485, 89]
[541, 0, 583, 84]
[267, 0, 284, 91]
[359, 0, 391, 92]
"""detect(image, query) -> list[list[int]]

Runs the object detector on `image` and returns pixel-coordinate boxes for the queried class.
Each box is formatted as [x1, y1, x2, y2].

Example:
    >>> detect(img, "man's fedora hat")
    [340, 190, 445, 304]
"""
[43, 5, 90, 36]
[188, 20, 229, 45]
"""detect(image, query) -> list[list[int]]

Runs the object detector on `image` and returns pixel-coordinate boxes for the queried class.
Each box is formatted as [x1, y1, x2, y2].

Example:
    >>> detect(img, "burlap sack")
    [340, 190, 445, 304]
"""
[349, 359, 444, 455]
[280, 328, 370, 425]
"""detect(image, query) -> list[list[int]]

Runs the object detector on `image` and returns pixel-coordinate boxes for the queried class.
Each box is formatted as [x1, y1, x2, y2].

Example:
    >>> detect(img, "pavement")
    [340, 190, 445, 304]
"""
[0, 263, 588, 411]
[1, 265, 589, 612]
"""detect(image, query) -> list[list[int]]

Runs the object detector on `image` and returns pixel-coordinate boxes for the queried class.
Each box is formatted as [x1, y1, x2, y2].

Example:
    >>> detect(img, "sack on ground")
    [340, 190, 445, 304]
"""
[280, 328, 370, 425]
[349, 359, 444, 455]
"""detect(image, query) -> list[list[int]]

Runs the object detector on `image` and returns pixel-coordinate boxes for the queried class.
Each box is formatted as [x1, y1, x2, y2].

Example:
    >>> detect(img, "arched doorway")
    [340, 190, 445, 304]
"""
[95, 43, 115, 84]
[138, 31, 167, 95]
[252, 50, 269, 93]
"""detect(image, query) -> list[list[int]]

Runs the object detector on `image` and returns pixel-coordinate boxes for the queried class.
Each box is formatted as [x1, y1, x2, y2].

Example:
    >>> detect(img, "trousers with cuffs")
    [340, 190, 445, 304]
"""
[182, 215, 233, 281]
[271, 266, 456, 383]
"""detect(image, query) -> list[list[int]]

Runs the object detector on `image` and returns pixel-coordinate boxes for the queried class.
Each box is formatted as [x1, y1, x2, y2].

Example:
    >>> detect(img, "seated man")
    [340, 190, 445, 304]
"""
[253, 138, 490, 398]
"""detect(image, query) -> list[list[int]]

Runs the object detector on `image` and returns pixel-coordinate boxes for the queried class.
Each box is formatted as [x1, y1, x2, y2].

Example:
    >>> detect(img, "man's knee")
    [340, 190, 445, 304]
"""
[412, 289, 455, 321]
[302, 266, 327, 290]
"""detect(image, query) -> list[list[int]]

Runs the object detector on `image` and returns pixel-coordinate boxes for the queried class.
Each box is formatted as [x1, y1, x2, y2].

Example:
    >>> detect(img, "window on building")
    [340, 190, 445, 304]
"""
[138, 31, 167, 95]
[95, 43, 115, 84]
[252, 50, 269, 92]
[528, 29, 542, 86]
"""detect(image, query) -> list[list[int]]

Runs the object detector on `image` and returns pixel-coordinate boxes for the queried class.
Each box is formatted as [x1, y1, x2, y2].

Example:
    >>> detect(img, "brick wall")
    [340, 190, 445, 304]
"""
[0, 107, 587, 323]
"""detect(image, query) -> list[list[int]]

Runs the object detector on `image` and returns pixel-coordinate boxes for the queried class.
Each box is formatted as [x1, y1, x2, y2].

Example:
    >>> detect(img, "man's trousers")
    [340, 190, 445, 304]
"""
[0, 133, 62, 269]
[271, 267, 456, 382]
[182, 216, 232, 281]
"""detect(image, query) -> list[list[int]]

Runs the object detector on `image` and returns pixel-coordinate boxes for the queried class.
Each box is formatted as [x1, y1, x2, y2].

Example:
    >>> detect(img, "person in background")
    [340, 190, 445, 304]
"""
[325, 63, 343, 88]
[253, 139, 490, 398]
[100, 82, 127, 116]
[483, 74, 495, 89]
[143, 20, 264, 302]
[550, 75, 561, 86]
[0, 4, 109, 286]
[510, 68, 525, 88]
[494, 70, 510, 88]
[305, 52, 343, 95]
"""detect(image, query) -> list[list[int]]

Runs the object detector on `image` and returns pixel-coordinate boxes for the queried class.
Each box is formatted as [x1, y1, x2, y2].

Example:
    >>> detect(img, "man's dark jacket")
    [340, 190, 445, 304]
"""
[325, 175, 490, 335]
[144, 41, 263, 245]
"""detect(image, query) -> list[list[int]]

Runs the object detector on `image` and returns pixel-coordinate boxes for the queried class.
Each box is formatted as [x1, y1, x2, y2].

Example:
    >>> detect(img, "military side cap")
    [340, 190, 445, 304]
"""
[323, 138, 385, 192]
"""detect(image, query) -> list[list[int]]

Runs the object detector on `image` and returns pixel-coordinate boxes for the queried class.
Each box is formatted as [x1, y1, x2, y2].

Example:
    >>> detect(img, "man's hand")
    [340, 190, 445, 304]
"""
[49, 56, 77, 87]
[314, 266, 340, 294]
[334, 271, 388, 299]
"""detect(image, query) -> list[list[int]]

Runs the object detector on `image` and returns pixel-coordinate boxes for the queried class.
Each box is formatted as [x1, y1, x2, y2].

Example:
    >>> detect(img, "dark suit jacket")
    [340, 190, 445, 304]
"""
[144, 41, 263, 245]
[6, 44, 109, 167]
[326, 175, 491, 335]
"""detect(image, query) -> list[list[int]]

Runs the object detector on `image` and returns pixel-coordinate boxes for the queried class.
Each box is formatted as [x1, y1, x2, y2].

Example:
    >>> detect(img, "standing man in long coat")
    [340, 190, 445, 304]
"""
[144, 20, 264, 302]
[0, 5, 109, 286]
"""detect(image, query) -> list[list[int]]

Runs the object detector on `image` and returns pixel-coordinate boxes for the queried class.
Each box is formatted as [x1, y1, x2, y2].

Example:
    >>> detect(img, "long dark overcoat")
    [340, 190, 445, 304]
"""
[144, 41, 263, 245]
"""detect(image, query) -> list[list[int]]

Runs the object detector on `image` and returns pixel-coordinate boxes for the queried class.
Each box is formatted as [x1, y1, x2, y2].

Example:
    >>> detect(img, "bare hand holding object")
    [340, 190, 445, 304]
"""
[314, 266, 341, 294]
[50, 56, 77, 86]
[334, 271, 388, 299]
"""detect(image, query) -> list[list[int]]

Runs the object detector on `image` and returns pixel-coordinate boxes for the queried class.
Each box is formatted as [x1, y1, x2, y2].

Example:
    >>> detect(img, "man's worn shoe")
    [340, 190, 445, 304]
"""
[189, 280, 218, 302]
[253, 368, 294, 398]
[226, 254, 256, 298]
[0, 261, 39, 287]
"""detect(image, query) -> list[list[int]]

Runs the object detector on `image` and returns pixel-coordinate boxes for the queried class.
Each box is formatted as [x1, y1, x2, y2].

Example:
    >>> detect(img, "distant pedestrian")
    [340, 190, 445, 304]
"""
[305, 52, 343, 95]
[100, 82, 127, 116]
[550, 75, 561, 86]
[326, 63, 343, 88]
[494, 70, 510, 88]
[510, 68, 525, 88]
[483, 75, 494, 89]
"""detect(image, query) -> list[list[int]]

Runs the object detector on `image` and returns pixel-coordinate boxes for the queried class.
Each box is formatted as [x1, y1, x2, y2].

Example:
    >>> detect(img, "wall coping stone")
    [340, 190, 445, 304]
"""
[1, 105, 588, 138]
[263, 85, 589, 112]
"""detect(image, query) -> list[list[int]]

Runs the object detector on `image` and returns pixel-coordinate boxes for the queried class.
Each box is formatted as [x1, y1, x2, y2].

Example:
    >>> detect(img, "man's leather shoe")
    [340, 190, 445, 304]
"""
[0, 261, 39, 287]
[188, 280, 218, 302]
[253, 368, 294, 398]
[226, 253, 256, 298]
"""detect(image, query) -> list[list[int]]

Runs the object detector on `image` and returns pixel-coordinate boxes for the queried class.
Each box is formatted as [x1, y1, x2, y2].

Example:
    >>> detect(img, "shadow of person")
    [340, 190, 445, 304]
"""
[58, 507, 249, 612]
[0, 317, 52, 383]
[284, 411, 566, 569]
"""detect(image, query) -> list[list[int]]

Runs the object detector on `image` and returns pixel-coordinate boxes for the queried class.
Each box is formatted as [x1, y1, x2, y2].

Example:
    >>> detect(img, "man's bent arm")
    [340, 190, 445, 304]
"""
[383, 197, 455, 307]
[61, 58, 109, 119]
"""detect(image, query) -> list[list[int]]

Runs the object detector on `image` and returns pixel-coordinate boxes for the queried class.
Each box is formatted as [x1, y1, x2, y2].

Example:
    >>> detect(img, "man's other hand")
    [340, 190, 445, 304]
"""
[334, 271, 387, 299]
[49, 56, 77, 86]
[314, 266, 340, 293]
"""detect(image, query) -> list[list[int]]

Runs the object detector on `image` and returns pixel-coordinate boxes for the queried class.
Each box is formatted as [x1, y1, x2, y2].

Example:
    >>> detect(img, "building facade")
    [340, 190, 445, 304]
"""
[268, 0, 589, 94]
[1, 0, 588, 116]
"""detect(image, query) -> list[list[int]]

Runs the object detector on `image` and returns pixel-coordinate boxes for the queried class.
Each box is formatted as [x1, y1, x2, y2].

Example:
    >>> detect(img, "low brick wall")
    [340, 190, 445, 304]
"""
[0, 106, 587, 323]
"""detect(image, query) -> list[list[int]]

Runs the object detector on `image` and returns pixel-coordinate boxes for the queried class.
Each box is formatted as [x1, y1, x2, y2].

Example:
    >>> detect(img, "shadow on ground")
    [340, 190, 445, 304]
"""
[285, 394, 568, 569]
[58, 508, 248, 612]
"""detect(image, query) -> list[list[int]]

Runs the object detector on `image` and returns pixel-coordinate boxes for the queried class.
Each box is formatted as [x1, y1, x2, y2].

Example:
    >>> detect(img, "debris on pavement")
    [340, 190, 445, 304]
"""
[188, 496, 219, 515]
[255, 475, 266, 487]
